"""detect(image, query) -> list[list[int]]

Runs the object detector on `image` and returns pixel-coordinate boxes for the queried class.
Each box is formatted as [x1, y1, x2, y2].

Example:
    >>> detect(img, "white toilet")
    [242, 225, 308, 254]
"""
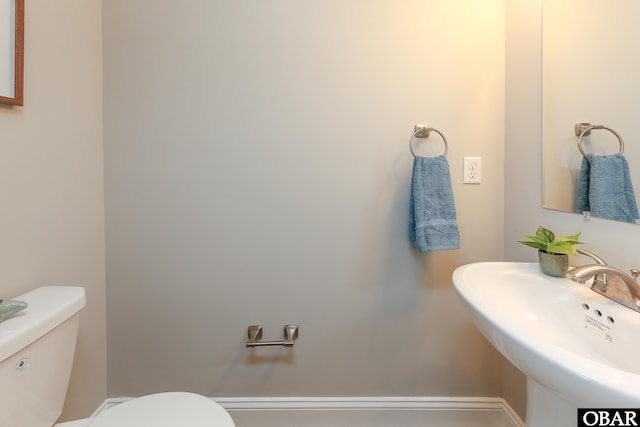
[0, 286, 235, 427]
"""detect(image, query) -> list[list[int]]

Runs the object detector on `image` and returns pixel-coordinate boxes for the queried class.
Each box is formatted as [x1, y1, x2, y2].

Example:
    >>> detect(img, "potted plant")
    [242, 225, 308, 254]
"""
[518, 226, 583, 277]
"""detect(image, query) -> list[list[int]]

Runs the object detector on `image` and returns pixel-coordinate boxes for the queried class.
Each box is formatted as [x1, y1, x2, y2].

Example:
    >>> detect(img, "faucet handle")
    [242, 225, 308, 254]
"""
[576, 249, 609, 290]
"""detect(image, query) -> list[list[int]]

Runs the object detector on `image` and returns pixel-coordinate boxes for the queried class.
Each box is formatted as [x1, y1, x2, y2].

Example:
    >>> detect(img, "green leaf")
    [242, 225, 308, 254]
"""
[535, 226, 555, 244]
[518, 240, 547, 251]
[546, 243, 572, 255]
[521, 234, 541, 243]
[554, 232, 582, 244]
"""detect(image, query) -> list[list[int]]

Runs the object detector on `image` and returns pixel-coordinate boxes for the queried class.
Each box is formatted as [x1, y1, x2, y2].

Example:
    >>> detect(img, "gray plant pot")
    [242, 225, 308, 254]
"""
[538, 250, 569, 277]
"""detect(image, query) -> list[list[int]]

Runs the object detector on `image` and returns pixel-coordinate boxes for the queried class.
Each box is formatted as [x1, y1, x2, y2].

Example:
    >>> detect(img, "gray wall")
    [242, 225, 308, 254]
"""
[11, 0, 628, 421]
[0, 0, 106, 421]
[103, 0, 507, 399]
[503, 0, 540, 418]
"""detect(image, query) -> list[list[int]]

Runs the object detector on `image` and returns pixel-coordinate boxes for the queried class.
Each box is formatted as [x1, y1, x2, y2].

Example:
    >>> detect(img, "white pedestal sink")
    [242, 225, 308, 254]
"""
[452, 262, 640, 427]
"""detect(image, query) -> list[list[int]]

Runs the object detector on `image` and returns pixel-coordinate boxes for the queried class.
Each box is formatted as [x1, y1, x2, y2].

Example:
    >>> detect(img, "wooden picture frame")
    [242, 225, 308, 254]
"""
[0, 0, 24, 106]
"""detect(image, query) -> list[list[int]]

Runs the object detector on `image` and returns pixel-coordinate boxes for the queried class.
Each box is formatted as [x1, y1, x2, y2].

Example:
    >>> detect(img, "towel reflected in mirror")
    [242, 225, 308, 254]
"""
[576, 153, 640, 224]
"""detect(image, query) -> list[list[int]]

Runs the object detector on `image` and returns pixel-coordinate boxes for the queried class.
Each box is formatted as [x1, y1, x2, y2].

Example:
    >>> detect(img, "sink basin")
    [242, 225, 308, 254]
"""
[453, 262, 640, 426]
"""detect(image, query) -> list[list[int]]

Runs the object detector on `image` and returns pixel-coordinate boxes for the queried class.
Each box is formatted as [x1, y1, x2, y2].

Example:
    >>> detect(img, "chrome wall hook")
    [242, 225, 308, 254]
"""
[246, 324, 299, 348]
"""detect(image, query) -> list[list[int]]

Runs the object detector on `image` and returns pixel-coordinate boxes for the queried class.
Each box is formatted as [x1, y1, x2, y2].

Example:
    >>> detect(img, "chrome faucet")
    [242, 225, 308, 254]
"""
[576, 248, 607, 265]
[567, 261, 640, 312]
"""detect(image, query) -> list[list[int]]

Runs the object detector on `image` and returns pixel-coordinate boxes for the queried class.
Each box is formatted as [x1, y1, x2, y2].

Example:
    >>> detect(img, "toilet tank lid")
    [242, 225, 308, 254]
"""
[0, 286, 86, 362]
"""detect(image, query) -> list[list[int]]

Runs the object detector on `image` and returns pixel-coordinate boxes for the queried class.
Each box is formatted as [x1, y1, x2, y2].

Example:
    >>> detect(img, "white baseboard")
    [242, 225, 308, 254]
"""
[96, 396, 524, 427]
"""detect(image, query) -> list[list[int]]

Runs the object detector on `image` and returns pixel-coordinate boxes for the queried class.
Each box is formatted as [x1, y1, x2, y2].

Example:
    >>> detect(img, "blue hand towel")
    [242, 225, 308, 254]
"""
[409, 155, 460, 252]
[576, 153, 639, 223]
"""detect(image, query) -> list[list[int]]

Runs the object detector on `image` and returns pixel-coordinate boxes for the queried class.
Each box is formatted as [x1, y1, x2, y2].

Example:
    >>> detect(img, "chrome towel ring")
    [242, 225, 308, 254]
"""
[409, 125, 448, 158]
[575, 123, 624, 157]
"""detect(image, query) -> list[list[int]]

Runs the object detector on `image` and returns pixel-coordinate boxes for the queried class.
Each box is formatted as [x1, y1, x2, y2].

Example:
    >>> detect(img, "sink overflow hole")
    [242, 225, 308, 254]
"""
[595, 309, 602, 316]
[582, 303, 590, 310]
[607, 316, 615, 324]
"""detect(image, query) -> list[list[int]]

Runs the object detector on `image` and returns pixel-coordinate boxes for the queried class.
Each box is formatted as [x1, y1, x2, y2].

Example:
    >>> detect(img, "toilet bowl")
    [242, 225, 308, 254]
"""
[55, 392, 235, 427]
[0, 286, 235, 427]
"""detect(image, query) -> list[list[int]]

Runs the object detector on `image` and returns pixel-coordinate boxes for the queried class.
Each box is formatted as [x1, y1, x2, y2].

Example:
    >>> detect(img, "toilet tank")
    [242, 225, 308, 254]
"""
[0, 286, 86, 427]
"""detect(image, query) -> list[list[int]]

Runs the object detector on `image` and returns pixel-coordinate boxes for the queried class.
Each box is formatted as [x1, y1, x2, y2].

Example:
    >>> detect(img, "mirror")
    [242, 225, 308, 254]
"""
[0, 0, 23, 106]
[542, 0, 640, 223]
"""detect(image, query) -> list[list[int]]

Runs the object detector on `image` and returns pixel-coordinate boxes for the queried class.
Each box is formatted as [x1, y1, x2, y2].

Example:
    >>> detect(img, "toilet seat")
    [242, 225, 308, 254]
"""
[81, 392, 235, 427]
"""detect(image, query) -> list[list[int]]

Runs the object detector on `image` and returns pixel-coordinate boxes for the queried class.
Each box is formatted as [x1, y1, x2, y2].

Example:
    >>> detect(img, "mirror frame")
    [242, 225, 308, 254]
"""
[0, 0, 24, 106]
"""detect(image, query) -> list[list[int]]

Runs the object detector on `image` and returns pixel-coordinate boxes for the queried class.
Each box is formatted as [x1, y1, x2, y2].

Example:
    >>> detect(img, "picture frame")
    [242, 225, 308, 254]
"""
[0, 0, 24, 106]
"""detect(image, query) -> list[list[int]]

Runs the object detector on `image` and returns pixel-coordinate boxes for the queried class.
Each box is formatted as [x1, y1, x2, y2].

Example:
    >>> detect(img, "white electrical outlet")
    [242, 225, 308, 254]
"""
[463, 156, 481, 184]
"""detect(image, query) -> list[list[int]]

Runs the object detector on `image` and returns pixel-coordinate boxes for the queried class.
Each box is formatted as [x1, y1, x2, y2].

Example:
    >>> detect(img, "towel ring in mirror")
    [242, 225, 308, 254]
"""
[577, 125, 624, 158]
[409, 125, 448, 158]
